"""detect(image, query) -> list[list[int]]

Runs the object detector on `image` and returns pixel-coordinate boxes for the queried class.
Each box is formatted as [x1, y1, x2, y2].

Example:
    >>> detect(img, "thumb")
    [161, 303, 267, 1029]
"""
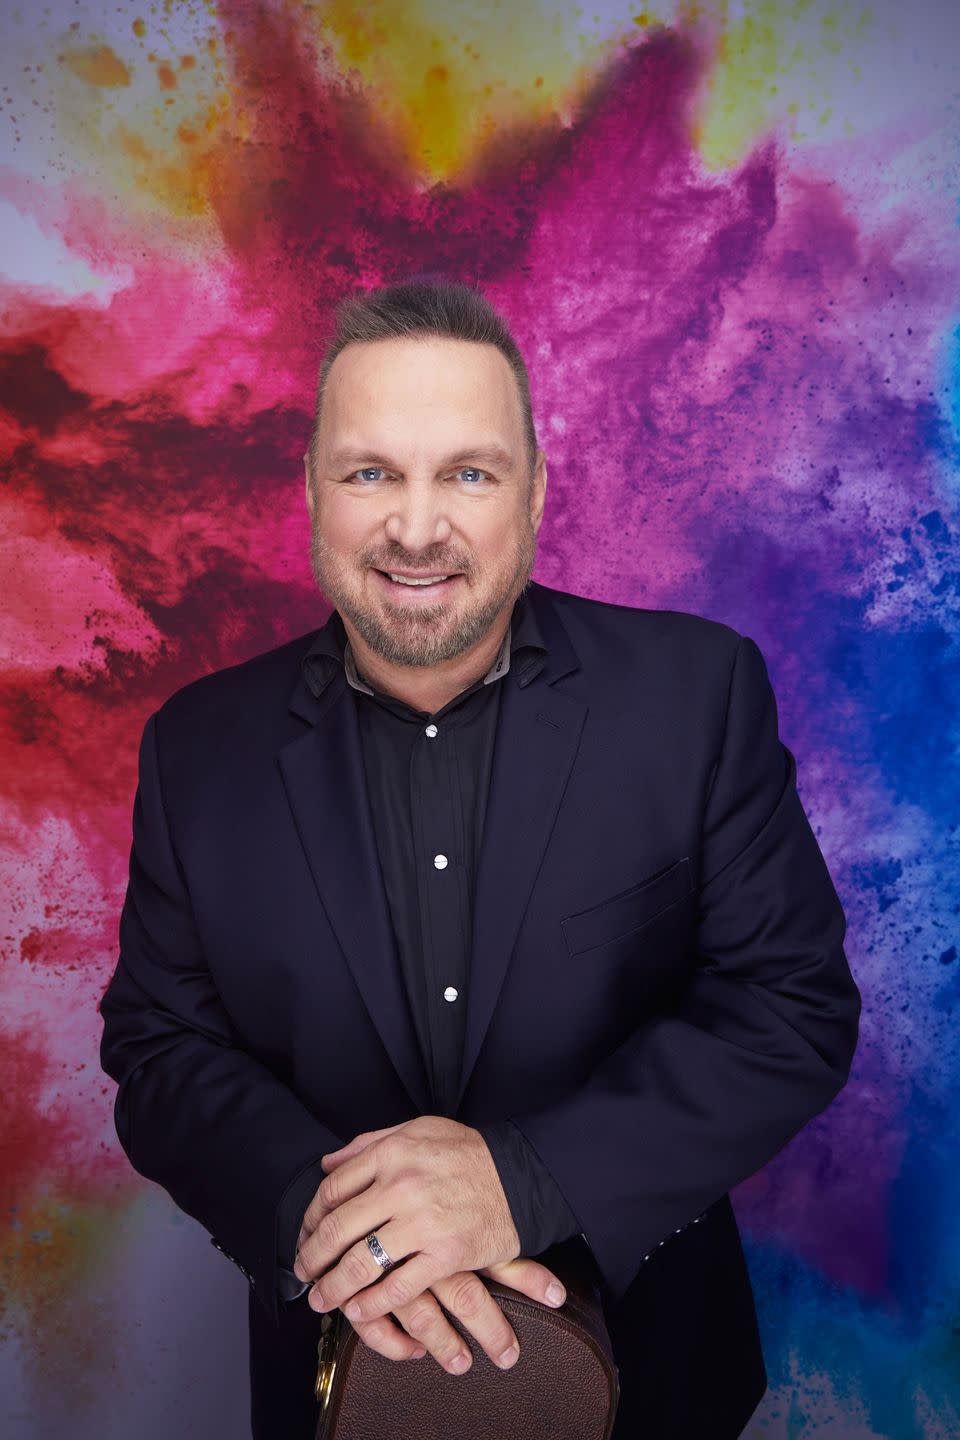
[479, 1256, 567, 1309]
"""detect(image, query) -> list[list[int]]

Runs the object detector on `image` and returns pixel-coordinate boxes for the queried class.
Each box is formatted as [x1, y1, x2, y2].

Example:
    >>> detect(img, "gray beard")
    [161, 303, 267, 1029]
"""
[309, 521, 537, 670]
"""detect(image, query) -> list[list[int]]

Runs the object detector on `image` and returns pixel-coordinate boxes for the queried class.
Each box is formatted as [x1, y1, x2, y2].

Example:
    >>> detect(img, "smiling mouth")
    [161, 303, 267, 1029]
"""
[373, 568, 464, 594]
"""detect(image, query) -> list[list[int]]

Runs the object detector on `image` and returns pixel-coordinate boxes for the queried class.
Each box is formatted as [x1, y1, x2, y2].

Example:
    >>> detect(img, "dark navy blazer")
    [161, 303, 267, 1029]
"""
[99, 579, 861, 1437]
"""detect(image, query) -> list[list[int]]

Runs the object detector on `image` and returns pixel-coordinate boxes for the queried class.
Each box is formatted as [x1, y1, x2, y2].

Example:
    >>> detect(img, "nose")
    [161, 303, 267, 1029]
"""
[382, 479, 454, 555]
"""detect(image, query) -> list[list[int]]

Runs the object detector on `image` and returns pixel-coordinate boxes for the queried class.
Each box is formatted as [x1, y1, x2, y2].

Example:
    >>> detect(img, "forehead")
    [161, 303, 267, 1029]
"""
[320, 336, 524, 444]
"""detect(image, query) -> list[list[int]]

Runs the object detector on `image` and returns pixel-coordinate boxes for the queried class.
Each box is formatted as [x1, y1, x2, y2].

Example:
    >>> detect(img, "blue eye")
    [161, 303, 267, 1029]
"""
[348, 465, 489, 484]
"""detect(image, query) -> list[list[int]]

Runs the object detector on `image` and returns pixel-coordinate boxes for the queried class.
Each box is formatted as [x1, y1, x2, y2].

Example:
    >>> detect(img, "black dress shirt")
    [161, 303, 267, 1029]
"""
[275, 583, 582, 1303]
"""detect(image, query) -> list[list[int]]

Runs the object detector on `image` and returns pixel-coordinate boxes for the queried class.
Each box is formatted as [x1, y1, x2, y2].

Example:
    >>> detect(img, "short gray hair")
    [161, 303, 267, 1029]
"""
[307, 277, 538, 480]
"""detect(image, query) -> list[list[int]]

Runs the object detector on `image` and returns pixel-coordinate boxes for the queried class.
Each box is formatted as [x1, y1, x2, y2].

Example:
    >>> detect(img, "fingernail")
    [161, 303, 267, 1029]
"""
[546, 1283, 566, 1305]
[498, 1344, 519, 1368]
[411, 1348, 427, 1360]
[450, 1353, 470, 1373]
[294, 1258, 307, 1281]
[344, 1302, 361, 1321]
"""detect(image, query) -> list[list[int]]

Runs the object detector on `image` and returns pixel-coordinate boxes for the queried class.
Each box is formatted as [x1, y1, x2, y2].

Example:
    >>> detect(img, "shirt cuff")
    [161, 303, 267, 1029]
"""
[476, 1118, 583, 1257]
[275, 1154, 328, 1303]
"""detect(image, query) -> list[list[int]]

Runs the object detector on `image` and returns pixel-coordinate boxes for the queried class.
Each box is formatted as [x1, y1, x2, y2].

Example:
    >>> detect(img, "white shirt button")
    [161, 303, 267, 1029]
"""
[443, 986, 458, 1002]
[433, 854, 448, 869]
[425, 723, 438, 738]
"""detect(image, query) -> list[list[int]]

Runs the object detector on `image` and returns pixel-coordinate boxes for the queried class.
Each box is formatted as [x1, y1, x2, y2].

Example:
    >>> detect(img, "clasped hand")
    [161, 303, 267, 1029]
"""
[293, 1115, 568, 1374]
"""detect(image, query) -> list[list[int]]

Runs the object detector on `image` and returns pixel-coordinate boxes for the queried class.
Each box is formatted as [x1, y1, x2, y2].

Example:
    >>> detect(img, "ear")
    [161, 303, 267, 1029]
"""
[304, 454, 314, 517]
[530, 449, 547, 534]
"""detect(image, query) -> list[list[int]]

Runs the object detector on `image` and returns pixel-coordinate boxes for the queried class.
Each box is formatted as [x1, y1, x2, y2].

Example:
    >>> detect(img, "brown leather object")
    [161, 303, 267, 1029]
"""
[314, 1243, 620, 1439]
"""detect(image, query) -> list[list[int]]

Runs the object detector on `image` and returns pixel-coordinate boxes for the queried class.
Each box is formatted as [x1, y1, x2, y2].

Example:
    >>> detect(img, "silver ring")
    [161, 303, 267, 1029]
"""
[365, 1230, 393, 1271]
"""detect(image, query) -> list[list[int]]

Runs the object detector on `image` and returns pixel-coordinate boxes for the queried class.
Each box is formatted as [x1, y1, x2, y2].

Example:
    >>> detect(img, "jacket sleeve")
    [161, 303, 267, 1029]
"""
[476, 1119, 583, 1257]
[99, 708, 346, 1328]
[506, 634, 862, 1305]
[275, 1155, 328, 1302]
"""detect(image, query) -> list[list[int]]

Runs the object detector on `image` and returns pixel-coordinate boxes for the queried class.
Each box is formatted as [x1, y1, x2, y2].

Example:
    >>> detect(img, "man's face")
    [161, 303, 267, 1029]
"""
[305, 335, 546, 669]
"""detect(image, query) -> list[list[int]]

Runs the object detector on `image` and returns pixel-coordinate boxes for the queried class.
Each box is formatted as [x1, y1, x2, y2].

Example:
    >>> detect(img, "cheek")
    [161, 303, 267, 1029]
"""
[459, 505, 522, 559]
[319, 500, 374, 556]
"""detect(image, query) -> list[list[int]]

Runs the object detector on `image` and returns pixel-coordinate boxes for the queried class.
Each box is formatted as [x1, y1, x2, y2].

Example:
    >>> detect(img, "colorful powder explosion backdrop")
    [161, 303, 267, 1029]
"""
[1, 2, 958, 1436]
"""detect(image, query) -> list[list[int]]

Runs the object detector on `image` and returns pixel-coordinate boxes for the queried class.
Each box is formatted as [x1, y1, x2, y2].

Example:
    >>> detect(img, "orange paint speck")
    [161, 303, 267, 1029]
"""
[180, 55, 196, 71]
[132, 18, 145, 38]
[61, 44, 131, 88]
[157, 64, 177, 90]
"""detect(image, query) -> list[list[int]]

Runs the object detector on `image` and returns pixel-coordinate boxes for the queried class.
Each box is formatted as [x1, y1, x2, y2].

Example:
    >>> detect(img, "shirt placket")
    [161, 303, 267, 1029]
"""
[411, 710, 469, 1118]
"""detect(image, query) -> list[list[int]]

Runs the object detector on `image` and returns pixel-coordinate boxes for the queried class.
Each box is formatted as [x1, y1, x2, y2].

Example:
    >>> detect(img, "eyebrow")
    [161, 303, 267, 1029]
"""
[327, 444, 516, 472]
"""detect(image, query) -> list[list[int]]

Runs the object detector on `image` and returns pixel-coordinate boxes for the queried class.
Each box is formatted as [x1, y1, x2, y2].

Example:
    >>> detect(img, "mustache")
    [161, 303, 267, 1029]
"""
[370, 560, 467, 573]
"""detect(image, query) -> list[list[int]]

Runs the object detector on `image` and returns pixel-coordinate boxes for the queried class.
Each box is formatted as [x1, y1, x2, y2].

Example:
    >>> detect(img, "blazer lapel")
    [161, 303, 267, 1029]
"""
[455, 590, 586, 1112]
[278, 666, 434, 1115]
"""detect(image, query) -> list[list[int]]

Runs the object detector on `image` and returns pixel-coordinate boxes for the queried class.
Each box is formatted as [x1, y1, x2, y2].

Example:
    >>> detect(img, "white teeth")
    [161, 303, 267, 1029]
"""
[386, 573, 451, 586]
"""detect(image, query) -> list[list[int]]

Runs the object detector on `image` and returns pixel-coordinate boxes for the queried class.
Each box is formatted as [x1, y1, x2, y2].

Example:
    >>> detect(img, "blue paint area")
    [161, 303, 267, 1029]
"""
[939, 320, 960, 469]
[743, 1227, 960, 1438]
[847, 857, 904, 914]
[822, 620, 960, 825]
[886, 1085, 958, 1330]
[701, 520, 960, 819]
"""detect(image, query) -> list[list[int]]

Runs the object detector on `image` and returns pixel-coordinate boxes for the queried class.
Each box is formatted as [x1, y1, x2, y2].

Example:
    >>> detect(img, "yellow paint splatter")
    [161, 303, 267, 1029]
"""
[114, 119, 218, 217]
[40, 0, 873, 224]
[691, 0, 871, 170]
[41, 6, 234, 224]
[60, 44, 131, 88]
[312, 0, 619, 181]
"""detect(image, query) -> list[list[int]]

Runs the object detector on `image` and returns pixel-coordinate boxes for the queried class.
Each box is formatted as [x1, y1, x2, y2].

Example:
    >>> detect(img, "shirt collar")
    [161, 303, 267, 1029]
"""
[302, 582, 547, 702]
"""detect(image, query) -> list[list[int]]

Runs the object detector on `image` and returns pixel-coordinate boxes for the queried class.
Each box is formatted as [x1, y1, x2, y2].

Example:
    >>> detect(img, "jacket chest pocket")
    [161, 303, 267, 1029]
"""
[561, 856, 694, 957]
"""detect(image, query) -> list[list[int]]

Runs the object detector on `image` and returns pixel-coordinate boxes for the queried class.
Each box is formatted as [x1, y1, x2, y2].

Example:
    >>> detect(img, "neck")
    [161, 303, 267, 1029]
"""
[344, 617, 510, 715]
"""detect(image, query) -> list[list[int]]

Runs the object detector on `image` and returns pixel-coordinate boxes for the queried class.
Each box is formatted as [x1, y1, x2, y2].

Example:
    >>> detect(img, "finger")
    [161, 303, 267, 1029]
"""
[391, 1287, 474, 1376]
[322, 1123, 409, 1168]
[302, 1138, 388, 1234]
[350, 1315, 427, 1364]
[431, 1269, 520, 1371]
[297, 1189, 398, 1284]
[479, 1256, 567, 1308]
[319, 1151, 354, 1173]
[319, 1249, 439, 1324]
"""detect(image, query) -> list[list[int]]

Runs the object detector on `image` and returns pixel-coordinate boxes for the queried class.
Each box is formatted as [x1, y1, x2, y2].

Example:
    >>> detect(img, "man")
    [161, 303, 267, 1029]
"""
[99, 278, 861, 1439]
